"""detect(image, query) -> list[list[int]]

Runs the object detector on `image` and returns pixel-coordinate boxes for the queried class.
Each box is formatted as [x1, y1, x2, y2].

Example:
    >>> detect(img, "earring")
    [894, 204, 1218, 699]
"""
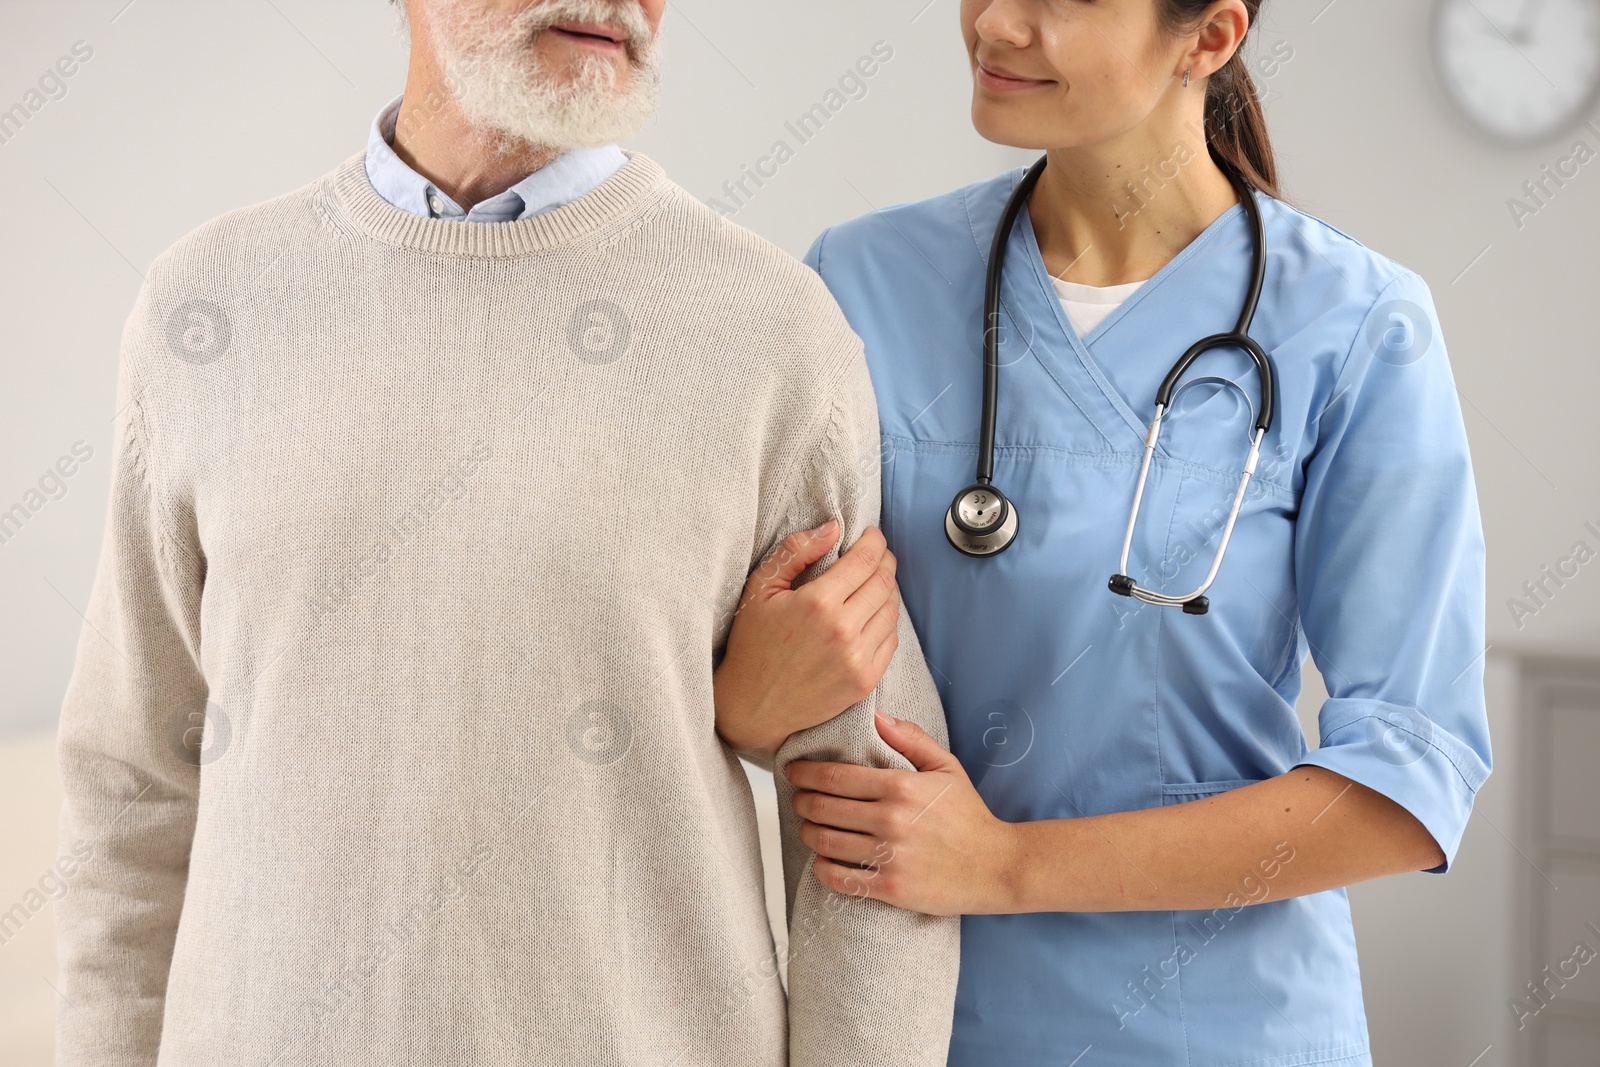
[1183, 68, 1191, 88]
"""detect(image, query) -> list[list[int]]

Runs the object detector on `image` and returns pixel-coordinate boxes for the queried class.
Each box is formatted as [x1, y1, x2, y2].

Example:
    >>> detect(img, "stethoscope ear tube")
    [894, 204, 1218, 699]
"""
[1112, 159, 1274, 611]
[1112, 425, 1267, 614]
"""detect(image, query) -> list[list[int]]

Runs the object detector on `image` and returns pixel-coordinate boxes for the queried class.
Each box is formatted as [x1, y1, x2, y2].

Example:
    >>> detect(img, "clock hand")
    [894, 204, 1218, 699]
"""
[1475, 0, 1545, 44]
[1468, 0, 1561, 91]
[1509, 0, 1548, 45]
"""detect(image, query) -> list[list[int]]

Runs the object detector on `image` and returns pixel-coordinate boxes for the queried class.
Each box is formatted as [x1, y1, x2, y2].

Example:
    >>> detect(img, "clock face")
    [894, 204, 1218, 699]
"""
[1433, 0, 1600, 144]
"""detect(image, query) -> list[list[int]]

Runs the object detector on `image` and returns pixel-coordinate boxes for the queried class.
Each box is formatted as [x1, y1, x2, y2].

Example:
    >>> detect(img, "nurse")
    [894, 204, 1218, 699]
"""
[712, 0, 1490, 1065]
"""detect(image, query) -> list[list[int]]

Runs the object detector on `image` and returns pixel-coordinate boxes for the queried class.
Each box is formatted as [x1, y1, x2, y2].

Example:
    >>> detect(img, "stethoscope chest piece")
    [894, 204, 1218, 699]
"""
[946, 483, 1018, 557]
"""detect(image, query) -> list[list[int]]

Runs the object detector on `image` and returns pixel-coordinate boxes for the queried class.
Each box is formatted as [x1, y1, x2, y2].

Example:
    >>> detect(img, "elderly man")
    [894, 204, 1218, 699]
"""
[53, 1, 958, 1064]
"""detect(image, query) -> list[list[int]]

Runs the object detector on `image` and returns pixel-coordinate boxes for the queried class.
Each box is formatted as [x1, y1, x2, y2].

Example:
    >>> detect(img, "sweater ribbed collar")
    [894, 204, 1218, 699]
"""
[321, 145, 669, 257]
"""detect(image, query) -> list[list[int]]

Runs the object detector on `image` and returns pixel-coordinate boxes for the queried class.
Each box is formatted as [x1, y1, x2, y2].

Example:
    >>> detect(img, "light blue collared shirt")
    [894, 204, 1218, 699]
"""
[364, 92, 626, 223]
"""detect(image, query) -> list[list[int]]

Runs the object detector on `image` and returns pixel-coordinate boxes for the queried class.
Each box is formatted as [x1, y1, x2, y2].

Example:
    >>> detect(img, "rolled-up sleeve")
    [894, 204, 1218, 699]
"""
[1288, 269, 1490, 874]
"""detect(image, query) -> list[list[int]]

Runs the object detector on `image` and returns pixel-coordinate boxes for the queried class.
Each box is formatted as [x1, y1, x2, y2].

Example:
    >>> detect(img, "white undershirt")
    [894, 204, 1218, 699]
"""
[1050, 275, 1148, 339]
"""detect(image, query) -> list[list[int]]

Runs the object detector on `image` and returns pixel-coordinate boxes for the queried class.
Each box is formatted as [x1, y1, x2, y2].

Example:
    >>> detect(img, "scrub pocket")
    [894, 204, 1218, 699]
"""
[1155, 780, 1373, 1067]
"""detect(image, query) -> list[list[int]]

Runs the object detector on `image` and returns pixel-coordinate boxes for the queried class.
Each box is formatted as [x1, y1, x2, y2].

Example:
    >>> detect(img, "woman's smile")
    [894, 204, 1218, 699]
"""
[975, 56, 1056, 91]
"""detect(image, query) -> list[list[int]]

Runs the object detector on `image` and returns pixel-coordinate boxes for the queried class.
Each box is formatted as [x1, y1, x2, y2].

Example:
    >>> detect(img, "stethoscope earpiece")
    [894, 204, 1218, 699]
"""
[1109, 573, 1209, 613]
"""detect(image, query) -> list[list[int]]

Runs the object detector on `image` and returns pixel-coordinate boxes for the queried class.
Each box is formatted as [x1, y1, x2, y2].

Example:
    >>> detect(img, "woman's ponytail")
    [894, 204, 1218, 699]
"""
[1159, 0, 1283, 200]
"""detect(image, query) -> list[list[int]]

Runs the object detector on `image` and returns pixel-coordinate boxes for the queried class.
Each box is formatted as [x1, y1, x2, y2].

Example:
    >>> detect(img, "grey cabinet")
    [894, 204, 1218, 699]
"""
[1519, 656, 1600, 1065]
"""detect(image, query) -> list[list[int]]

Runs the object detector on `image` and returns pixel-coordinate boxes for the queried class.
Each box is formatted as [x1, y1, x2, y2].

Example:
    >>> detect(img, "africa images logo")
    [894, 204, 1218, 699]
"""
[564, 699, 633, 766]
[1365, 299, 1435, 367]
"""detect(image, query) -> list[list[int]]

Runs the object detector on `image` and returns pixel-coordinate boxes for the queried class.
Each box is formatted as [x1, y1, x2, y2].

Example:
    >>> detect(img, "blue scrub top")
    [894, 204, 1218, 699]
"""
[803, 166, 1491, 1067]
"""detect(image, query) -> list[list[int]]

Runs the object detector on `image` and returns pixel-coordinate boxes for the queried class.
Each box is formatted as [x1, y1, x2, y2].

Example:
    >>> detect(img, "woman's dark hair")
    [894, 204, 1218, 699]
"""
[1155, 0, 1282, 200]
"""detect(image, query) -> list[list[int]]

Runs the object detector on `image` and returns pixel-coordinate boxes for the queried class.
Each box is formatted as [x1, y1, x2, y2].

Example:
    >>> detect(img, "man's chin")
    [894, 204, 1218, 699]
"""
[468, 112, 648, 157]
[464, 83, 659, 155]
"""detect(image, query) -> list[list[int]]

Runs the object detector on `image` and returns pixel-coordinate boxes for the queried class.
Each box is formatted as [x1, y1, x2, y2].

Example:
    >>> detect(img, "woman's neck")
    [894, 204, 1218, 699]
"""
[1026, 133, 1240, 287]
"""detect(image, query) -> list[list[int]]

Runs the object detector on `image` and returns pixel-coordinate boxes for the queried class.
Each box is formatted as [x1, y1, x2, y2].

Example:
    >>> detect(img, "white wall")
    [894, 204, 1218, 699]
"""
[1261, 2, 1600, 656]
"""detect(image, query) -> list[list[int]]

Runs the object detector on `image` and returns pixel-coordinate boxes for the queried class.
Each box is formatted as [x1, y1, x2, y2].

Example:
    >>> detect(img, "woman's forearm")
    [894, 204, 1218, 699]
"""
[998, 766, 1445, 914]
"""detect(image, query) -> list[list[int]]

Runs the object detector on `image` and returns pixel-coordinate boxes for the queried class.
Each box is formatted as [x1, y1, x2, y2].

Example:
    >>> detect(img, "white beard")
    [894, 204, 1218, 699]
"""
[426, 0, 662, 155]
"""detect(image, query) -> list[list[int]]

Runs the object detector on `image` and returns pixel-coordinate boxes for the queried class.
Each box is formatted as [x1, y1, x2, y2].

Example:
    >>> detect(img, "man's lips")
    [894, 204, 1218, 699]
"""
[547, 22, 628, 47]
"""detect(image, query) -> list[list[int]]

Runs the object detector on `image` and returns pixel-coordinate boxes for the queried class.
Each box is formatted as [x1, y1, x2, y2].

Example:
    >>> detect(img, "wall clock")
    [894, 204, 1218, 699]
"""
[1432, 0, 1600, 144]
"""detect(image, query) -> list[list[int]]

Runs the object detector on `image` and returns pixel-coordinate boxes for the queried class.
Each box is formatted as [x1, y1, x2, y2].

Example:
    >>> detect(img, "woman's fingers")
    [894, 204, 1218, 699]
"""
[786, 759, 900, 802]
[861, 583, 900, 652]
[792, 790, 883, 834]
[747, 519, 839, 599]
[841, 543, 897, 626]
[806, 524, 888, 607]
[713, 521, 904, 755]
[798, 819, 884, 867]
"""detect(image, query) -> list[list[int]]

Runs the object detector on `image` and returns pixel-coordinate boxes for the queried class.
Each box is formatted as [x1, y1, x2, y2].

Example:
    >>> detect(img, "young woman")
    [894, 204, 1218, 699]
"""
[713, 1, 1490, 1065]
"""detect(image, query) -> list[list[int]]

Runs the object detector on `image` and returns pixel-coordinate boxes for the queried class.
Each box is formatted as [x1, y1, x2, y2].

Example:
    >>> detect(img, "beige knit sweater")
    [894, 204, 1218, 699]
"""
[54, 147, 958, 1066]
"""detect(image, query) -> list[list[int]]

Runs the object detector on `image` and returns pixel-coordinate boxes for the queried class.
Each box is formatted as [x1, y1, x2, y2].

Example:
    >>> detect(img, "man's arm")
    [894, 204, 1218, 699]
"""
[758, 341, 959, 1067]
[55, 285, 207, 1066]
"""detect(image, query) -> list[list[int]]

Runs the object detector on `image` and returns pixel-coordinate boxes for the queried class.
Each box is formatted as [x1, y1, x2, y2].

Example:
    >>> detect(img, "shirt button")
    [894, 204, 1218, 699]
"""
[428, 193, 444, 214]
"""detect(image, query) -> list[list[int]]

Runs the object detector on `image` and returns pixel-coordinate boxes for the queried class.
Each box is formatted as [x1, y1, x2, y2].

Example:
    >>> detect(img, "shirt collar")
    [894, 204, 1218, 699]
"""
[363, 92, 627, 224]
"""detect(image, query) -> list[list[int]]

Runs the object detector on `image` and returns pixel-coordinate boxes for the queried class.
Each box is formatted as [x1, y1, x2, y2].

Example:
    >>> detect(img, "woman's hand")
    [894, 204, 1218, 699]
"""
[713, 521, 902, 765]
[785, 711, 1021, 916]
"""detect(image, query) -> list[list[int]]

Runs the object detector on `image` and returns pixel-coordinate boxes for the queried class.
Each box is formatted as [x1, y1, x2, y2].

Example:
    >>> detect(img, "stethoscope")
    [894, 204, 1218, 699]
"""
[944, 152, 1277, 616]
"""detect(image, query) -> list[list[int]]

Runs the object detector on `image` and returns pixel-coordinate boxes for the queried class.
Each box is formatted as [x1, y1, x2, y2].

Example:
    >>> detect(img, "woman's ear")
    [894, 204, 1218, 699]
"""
[1184, 0, 1251, 83]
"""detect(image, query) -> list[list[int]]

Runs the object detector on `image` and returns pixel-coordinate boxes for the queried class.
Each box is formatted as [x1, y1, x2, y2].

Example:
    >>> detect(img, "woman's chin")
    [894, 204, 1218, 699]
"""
[969, 107, 1062, 152]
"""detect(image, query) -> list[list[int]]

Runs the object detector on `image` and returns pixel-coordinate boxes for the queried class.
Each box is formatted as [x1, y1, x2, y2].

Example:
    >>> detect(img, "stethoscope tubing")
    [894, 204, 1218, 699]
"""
[961, 149, 1278, 612]
[977, 154, 1049, 486]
